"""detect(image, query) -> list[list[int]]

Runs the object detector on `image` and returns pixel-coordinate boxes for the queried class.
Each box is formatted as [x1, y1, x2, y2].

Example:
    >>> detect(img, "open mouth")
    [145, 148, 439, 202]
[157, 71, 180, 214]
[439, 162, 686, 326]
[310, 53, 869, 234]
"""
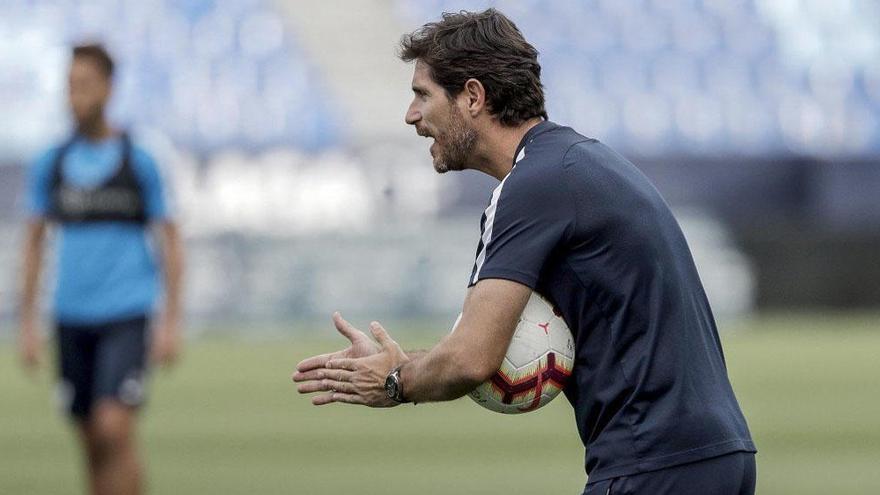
[416, 126, 434, 139]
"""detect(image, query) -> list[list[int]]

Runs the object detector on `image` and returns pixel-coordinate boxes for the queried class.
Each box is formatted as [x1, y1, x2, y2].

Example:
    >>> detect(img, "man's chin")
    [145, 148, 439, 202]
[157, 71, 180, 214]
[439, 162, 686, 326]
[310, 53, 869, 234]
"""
[431, 151, 466, 174]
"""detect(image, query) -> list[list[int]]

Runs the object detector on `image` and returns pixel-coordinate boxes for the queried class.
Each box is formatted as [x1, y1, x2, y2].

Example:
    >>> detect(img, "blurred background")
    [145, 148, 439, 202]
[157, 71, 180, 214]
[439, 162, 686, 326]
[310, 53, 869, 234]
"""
[1, 0, 878, 494]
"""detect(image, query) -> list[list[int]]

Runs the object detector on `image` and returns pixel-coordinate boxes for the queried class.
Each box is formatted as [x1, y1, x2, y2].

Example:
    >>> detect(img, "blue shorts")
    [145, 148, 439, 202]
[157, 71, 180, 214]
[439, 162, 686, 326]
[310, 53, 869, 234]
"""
[55, 315, 150, 419]
[583, 451, 756, 495]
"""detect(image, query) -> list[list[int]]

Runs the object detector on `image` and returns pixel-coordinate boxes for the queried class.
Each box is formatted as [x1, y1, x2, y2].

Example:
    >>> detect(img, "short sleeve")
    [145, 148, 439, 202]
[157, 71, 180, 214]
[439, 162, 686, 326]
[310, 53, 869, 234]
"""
[468, 163, 573, 288]
[25, 148, 59, 218]
[131, 147, 170, 221]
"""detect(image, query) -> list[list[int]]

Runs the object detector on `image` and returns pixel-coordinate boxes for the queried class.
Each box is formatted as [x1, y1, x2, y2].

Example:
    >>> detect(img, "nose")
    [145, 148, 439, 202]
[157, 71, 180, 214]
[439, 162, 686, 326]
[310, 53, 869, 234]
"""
[405, 102, 420, 126]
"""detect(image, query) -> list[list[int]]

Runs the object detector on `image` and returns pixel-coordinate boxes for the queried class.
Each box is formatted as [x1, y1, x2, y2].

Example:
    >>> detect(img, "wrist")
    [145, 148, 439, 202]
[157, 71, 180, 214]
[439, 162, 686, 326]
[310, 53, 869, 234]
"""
[398, 361, 418, 405]
[385, 365, 411, 404]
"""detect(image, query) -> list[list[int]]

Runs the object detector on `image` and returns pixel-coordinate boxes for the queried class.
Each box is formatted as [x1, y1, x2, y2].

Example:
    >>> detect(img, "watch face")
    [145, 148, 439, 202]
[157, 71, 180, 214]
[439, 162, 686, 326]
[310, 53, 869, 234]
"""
[385, 375, 398, 399]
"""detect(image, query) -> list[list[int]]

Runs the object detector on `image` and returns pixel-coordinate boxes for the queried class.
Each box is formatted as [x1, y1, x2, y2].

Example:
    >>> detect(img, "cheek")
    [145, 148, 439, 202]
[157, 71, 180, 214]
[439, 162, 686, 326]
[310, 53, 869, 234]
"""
[70, 87, 91, 102]
[419, 107, 433, 126]
[422, 101, 444, 126]
[69, 94, 85, 110]
[71, 97, 92, 114]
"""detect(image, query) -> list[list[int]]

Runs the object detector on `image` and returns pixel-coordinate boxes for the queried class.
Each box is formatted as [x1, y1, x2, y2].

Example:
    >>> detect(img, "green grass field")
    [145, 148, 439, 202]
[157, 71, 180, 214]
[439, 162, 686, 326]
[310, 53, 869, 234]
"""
[2, 314, 879, 494]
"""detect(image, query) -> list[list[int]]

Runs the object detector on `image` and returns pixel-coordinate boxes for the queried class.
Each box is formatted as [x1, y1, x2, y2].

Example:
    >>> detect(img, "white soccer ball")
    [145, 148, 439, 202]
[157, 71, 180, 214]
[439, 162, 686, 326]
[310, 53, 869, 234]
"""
[457, 291, 575, 414]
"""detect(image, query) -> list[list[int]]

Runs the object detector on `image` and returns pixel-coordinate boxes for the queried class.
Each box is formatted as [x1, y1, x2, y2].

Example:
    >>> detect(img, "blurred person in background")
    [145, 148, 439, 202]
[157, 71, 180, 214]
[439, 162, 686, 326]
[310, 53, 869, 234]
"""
[17, 43, 184, 495]
[295, 9, 755, 495]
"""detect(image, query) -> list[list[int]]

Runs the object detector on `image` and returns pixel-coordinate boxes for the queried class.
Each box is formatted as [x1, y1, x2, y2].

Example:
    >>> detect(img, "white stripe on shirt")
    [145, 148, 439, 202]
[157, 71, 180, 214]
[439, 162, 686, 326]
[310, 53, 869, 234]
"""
[471, 147, 527, 284]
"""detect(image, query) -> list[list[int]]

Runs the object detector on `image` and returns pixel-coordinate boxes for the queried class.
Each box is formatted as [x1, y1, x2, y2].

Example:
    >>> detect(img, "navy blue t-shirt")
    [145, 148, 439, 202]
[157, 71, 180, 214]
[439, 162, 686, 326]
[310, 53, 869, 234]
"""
[469, 121, 755, 482]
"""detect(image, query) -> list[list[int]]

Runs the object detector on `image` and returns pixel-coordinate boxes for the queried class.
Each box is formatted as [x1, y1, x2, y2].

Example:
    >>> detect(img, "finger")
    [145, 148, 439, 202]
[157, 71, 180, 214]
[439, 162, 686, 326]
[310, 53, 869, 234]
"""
[163, 351, 178, 368]
[149, 347, 162, 366]
[313, 392, 366, 406]
[297, 379, 336, 394]
[292, 368, 353, 384]
[21, 354, 36, 370]
[312, 391, 335, 406]
[297, 378, 356, 394]
[296, 350, 343, 372]
[167, 343, 181, 365]
[296, 380, 328, 394]
[316, 368, 354, 383]
[293, 368, 334, 382]
[22, 354, 41, 375]
[330, 392, 366, 405]
[369, 321, 396, 350]
[292, 369, 326, 382]
[292, 368, 336, 382]
[153, 344, 178, 367]
[326, 358, 357, 371]
[332, 312, 364, 342]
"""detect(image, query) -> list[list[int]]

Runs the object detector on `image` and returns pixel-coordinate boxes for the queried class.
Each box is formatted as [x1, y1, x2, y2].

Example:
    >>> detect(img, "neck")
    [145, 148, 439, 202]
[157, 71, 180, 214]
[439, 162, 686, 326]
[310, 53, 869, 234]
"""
[469, 117, 543, 180]
[78, 116, 114, 141]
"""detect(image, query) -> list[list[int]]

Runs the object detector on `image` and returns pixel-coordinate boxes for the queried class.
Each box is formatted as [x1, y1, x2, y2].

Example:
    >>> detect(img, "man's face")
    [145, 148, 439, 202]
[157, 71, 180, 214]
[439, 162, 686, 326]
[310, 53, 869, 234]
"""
[68, 57, 110, 129]
[405, 61, 477, 173]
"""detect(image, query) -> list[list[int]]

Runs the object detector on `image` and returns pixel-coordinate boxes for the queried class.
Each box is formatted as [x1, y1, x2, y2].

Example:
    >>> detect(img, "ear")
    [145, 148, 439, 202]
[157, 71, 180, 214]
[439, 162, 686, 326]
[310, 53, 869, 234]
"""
[463, 78, 486, 117]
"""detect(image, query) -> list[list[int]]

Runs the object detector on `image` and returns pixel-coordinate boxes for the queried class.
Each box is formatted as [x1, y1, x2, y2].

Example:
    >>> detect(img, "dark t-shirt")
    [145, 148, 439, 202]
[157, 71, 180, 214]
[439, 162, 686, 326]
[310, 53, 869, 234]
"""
[469, 121, 755, 482]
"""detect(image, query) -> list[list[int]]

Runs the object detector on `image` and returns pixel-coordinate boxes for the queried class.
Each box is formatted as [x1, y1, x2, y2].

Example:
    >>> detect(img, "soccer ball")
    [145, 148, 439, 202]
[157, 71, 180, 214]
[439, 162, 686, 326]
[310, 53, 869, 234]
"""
[457, 291, 575, 414]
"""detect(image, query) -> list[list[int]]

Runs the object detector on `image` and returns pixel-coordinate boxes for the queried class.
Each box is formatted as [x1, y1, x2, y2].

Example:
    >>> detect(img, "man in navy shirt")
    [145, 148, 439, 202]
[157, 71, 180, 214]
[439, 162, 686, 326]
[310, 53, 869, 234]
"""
[294, 9, 755, 494]
[18, 44, 184, 495]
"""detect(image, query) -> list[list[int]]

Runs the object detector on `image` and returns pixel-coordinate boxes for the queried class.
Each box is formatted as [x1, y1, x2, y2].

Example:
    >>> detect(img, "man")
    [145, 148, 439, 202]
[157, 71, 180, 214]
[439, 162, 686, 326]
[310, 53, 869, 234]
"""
[18, 44, 184, 495]
[293, 9, 755, 495]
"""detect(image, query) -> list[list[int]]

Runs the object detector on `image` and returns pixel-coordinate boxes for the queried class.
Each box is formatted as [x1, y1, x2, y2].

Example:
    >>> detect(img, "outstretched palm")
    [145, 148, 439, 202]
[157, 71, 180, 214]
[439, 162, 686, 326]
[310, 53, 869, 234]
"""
[293, 312, 380, 381]
[336, 318, 381, 362]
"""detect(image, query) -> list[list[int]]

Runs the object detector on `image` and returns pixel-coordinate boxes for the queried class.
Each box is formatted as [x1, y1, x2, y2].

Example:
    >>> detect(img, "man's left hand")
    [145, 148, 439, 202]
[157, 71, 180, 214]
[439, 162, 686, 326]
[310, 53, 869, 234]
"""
[151, 319, 181, 367]
[295, 321, 408, 407]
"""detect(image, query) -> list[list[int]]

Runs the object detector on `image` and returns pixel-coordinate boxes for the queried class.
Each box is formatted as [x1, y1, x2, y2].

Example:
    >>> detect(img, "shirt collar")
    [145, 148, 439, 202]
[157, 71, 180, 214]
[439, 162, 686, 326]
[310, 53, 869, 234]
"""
[512, 120, 556, 166]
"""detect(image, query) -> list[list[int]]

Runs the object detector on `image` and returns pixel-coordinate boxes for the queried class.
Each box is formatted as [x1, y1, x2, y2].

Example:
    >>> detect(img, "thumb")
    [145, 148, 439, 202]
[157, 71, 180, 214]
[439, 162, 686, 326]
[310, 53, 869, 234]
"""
[333, 312, 363, 343]
[369, 321, 396, 350]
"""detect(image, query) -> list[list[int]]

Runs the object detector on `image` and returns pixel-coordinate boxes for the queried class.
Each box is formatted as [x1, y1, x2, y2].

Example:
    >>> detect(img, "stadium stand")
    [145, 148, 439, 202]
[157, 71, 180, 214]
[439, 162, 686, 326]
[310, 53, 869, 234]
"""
[0, 0, 342, 159]
[1, 0, 877, 324]
[395, 0, 880, 157]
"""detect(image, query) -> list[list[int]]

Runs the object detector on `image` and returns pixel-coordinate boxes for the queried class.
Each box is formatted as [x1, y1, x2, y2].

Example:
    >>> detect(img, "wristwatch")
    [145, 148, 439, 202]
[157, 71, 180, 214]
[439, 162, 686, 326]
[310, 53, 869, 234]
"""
[384, 366, 408, 403]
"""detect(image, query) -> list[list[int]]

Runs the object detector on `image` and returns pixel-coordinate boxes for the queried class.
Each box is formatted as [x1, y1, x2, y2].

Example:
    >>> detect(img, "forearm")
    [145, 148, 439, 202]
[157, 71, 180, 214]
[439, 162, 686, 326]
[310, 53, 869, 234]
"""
[395, 281, 529, 404]
[159, 223, 184, 323]
[19, 223, 45, 327]
[20, 251, 41, 321]
[162, 264, 183, 323]
[404, 350, 429, 360]
[399, 339, 484, 403]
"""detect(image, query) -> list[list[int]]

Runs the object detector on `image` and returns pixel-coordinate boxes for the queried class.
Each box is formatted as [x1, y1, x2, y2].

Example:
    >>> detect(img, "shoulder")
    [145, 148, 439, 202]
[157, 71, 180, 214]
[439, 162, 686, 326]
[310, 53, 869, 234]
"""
[493, 161, 570, 219]
[34, 141, 71, 165]
[503, 126, 593, 192]
[560, 138, 627, 170]
[128, 140, 159, 170]
[27, 143, 67, 180]
[519, 123, 598, 170]
[125, 138, 165, 183]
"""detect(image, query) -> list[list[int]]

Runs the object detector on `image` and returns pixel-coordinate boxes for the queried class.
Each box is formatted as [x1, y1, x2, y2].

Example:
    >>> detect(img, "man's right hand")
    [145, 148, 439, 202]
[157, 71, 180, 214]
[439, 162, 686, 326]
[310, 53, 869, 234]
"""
[291, 312, 381, 389]
[19, 317, 43, 373]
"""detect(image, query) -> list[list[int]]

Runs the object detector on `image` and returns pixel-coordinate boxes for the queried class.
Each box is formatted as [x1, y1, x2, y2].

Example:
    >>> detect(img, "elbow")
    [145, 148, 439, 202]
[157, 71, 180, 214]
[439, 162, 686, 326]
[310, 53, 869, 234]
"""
[452, 352, 499, 387]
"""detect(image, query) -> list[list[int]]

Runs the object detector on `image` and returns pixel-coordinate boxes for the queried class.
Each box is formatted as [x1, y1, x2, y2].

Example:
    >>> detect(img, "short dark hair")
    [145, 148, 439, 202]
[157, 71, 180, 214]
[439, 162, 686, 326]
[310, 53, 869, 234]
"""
[72, 43, 114, 79]
[399, 8, 547, 127]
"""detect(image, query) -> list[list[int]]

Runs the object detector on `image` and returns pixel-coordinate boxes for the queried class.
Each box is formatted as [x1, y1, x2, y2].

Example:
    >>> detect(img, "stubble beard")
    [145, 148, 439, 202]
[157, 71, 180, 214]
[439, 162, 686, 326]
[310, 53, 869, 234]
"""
[433, 106, 478, 174]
